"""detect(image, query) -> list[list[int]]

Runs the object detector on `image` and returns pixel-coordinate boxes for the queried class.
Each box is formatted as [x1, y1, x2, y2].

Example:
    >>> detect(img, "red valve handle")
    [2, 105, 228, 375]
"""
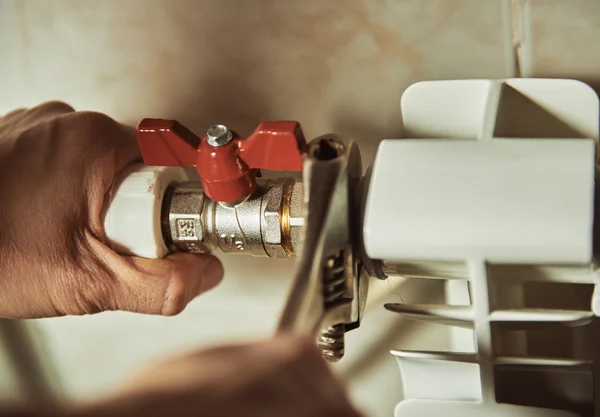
[136, 119, 308, 203]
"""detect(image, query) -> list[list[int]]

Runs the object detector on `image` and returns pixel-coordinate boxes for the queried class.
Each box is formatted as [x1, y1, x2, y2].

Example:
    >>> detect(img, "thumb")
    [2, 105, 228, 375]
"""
[109, 253, 224, 315]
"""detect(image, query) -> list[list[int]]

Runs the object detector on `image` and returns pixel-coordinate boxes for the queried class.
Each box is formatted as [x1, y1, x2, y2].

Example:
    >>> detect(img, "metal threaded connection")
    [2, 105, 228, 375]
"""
[318, 324, 345, 362]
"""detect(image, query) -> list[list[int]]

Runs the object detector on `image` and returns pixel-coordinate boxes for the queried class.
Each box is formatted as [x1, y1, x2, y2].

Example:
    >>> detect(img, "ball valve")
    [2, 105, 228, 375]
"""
[104, 119, 309, 259]
[137, 119, 308, 204]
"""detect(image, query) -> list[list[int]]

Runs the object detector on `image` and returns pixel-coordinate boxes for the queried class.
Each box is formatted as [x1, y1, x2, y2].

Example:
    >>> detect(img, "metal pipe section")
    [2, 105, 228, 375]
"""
[161, 179, 304, 259]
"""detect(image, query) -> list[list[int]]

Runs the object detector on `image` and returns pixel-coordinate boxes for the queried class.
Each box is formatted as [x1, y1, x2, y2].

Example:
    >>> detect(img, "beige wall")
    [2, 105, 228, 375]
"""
[1, 1, 600, 416]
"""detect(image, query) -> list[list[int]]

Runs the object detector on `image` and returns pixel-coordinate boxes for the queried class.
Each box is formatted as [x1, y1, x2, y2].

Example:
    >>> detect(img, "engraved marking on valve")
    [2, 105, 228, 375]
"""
[177, 219, 197, 239]
[219, 233, 246, 251]
[183, 242, 202, 253]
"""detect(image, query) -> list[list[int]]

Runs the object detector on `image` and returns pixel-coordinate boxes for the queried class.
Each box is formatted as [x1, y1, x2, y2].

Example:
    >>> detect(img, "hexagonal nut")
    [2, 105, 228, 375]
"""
[261, 179, 305, 258]
[288, 180, 305, 256]
[166, 182, 208, 253]
[262, 181, 287, 258]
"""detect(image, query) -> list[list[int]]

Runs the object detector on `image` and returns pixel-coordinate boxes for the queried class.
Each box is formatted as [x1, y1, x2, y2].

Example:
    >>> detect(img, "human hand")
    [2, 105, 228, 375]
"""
[0, 102, 223, 318]
[74, 334, 363, 417]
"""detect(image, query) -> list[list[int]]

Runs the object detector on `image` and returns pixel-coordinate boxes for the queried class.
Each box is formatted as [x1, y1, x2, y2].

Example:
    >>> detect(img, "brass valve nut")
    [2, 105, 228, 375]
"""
[262, 179, 305, 258]
[288, 180, 305, 257]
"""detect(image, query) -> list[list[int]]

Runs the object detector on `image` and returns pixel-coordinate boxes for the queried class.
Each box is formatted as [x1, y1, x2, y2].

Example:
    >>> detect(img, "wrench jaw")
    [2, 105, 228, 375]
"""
[276, 135, 366, 362]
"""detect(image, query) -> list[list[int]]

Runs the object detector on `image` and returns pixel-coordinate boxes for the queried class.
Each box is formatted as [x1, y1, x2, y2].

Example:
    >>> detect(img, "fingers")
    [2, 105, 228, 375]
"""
[0, 108, 26, 121]
[3, 104, 141, 188]
[82, 111, 142, 170]
[89, 249, 223, 316]
[27, 100, 75, 119]
[192, 334, 363, 417]
[58, 110, 142, 170]
[102, 332, 362, 417]
[102, 252, 224, 315]
[0, 101, 74, 121]
[113, 122, 142, 170]
[0, 101, 74, 136]
[8, 101, 74, 126]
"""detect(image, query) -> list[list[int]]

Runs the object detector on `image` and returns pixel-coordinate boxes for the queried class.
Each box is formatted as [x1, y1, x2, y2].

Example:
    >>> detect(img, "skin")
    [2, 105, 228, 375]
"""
[0, 103, 362, 417]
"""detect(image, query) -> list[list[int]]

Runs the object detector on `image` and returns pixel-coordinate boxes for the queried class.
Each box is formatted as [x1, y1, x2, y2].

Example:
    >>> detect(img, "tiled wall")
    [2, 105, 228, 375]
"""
[0, 1, 599, 416]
